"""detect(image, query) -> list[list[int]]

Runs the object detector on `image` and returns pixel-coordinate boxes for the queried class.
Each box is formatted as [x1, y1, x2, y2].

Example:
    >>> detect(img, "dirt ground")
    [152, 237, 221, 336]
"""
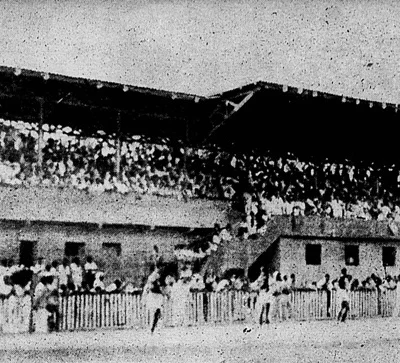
[1, 318, 400, 363]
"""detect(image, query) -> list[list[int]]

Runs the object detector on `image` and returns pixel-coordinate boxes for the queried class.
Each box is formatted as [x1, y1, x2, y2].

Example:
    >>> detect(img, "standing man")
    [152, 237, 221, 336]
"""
[337, 268, 351, 323]
[33, 276, 51, 333]
[142, 267, 164, 334]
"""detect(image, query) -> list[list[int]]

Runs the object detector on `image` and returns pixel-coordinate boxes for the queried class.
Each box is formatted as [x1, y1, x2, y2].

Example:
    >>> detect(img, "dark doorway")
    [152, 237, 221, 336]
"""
[64, 242, 86, 259]
[19, 241, 37, 267]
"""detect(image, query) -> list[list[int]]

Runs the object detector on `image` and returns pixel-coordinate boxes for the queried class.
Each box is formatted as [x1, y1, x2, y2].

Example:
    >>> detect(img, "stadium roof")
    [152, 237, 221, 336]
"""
[207, 82, 400, 163]
[0, 65, 215, 143]
[1, 65, 399, 162]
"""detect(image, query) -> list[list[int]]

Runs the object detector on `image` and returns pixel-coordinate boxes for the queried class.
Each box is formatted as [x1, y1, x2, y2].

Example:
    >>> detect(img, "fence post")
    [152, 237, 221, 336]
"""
[393, 288, 399, 318]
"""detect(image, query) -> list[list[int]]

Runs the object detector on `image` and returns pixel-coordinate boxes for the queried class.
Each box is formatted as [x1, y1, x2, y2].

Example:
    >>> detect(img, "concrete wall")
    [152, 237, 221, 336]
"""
[0, 185, 230, 228]
[0, 221, 201, 286]
[279, 236, 400, 285]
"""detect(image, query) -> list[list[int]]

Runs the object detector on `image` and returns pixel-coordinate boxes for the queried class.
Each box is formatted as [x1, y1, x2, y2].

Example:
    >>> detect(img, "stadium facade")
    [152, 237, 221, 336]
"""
[1, 66, 400, 285]
[0, 184, 229, 283]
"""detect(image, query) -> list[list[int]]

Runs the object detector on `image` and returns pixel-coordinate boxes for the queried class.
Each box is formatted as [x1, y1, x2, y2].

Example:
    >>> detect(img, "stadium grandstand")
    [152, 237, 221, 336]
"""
[1, 64, 400, 286]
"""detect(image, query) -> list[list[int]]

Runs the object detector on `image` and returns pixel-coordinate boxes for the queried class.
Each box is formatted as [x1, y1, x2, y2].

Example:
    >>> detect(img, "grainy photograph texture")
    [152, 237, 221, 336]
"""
[1, 0, 400, 362]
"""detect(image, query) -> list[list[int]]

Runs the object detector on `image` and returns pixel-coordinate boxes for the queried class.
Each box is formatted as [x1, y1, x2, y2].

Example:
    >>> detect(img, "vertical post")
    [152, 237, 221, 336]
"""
[115, 111, 122, 180]
[28, 277, 35, 333]
[183, 119, 189, 179]
[245, 242, 250, 279]
[37, 98, 44, 179]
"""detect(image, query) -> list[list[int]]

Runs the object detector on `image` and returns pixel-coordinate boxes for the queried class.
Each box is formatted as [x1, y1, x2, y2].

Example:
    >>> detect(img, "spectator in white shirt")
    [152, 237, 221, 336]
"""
[190, 273, 205, 292]
[92, 272, 106, 292]
[216, 278, 230, 292]
[70, 257, 83, 290]
[317, 274, 332, 290]
[31, 257, 46, 275]
[106, 279, 122, 293]
[57, 258, 71, 288]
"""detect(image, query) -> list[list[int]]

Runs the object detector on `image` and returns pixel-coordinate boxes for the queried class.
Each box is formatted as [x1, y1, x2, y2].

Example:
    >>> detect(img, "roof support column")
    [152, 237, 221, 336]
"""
[115, 111, 122, 180]
[37, 98, 44, 180]
[183, 118, 189, 173]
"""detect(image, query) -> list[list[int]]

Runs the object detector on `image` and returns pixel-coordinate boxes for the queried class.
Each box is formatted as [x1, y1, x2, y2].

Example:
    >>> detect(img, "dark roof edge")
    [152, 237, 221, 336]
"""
[280, 234, 400, 243]
[0, 218, 213, 232]
[209, 80, 400, 112]
[0, 65, 206, 102]
[3, 65, 399, 110]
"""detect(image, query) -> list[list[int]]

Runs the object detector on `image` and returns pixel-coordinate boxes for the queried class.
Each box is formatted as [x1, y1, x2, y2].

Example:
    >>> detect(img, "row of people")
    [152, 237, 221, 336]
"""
[0, 256, 129, 298]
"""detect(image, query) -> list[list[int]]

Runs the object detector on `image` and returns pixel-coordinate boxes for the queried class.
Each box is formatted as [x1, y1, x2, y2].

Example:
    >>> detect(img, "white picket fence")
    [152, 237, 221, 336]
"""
[0, 295, 31, 333]
[0, 289, 399, 333]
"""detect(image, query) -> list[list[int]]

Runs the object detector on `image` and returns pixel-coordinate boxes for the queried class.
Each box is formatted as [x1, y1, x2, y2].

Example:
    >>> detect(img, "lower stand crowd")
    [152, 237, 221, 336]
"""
[1, 252, 400, 333]
[1, 255, 399, 301]
[0, 256, 132, 299]
[142, 264, 400, 333]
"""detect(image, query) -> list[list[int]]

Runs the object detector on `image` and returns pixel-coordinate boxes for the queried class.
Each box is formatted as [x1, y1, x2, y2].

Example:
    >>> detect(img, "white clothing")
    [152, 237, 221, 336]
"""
[58, 265, 71, 286]
[93, 279, 105, 291]
[70, 263, 83, 287]
[106, 283, 119, 292]
[216, 279, 230, 292]
[31, 263, 46, 275]
[84, 262, 98, 271]
[0, 265, 7, 279]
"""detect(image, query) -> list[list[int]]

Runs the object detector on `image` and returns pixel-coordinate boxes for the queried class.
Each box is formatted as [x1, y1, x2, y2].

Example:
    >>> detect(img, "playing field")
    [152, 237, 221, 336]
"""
[1, 318, 400, 363]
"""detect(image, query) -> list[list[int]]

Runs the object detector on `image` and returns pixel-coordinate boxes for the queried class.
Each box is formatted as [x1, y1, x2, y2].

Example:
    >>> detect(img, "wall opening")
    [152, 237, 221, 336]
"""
[382, 246, 396, 267]
[345, 245, 359, 266]
[305, 244, 321, 265]
[64, 242, 86, 258]
[19, 240, 37, 267]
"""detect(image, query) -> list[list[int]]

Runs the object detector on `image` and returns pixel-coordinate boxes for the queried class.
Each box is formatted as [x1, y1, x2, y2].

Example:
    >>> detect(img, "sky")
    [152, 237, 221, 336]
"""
[1, 0, 400, 103]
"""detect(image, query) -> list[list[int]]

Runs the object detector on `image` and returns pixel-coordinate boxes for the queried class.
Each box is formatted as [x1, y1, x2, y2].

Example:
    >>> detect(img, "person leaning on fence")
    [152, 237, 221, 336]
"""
[31, 257, 46, 275]
[381, 275, 396, 291]
[337, 268, 351, 323]
[92, 272, 106, 293]
[70, 257, 83, 291]
[33, 276, 51, 333]
[41, 264, 52, 278]
[84, 256, 98, 290]
[290, 273, 297, 289]
[46, 281, 60, 332]
[57, 258, 71, 290]
[104, 279, 121, 293]
[190, 272, 205, 292]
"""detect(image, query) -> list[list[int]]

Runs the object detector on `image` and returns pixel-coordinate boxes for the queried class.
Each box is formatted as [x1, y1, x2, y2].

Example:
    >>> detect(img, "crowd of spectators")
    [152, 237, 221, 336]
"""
[174, 223, 233, 261]
[0, 119, 222, 199]
[158, 266, 400, 295]
[248, 267, 400, 294]
[0, 255, 133, 301]
[3, 118, 400, 231]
